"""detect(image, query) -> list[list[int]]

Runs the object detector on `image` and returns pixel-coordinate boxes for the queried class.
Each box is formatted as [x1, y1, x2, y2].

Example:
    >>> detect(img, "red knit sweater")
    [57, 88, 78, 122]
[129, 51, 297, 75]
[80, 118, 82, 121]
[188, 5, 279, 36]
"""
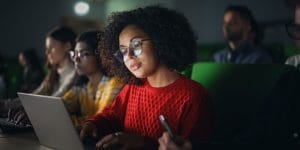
[88, 75, 213, 142]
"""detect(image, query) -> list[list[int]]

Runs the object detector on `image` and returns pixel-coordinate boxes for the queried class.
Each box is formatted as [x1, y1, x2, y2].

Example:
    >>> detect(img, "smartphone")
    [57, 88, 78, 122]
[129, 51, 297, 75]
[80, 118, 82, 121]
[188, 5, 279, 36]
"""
[159, 114, 183, 145]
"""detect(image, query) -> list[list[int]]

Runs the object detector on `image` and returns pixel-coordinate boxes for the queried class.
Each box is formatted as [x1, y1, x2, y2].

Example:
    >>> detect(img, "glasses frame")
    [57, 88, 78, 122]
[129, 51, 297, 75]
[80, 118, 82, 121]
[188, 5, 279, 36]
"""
[285, 21, 300, 40]
[114, 38, 151, 63]
[69, 49, 95, 61]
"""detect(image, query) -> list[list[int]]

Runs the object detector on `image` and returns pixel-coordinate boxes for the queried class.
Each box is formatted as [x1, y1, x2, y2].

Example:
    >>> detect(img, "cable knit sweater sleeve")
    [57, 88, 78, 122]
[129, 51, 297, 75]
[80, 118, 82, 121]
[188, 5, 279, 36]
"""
[179, 88, 213, 143]
[87, 76, 214, 142]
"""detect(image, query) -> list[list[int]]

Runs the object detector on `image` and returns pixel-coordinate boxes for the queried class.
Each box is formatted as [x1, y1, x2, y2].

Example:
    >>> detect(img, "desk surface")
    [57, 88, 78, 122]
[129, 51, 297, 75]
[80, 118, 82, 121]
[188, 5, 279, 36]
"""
[0, 132, 53, 150]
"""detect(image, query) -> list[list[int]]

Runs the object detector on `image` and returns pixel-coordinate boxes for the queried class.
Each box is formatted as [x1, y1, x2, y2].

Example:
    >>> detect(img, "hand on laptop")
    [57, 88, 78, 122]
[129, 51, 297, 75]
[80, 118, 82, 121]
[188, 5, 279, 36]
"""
[80, 121, 99, 140]
[7, 106, 30, 126]
[96, 132, 155, 150]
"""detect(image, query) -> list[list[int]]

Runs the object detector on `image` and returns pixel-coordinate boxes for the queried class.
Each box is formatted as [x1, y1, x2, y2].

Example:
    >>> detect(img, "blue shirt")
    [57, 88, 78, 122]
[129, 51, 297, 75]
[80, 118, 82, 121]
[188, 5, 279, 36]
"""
[213, 43, 273, 64]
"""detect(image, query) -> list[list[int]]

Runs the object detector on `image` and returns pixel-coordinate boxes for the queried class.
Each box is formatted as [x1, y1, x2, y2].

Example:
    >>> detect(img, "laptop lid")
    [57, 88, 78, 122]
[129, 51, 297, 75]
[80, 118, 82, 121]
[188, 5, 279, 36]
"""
[17, 92, 85, 150]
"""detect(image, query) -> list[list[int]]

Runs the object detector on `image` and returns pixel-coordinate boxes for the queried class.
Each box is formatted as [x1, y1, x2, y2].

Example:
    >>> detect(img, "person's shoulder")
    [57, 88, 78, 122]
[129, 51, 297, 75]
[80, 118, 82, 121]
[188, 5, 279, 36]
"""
[177, 76, 211, 105]
[213, 48, 229, 62]
[285, 54, 300, 66]
[179, 76, 208, 94]
[214, 48, 229, 56]
[107, 76, 124, 85]
[246, 45, 272, 63]
[249, 45, 268, 54]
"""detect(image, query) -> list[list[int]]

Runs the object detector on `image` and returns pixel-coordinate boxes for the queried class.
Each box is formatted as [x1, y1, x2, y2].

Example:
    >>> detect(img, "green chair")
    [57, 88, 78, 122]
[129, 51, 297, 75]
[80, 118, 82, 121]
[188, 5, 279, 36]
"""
[190, 62, 295, 143]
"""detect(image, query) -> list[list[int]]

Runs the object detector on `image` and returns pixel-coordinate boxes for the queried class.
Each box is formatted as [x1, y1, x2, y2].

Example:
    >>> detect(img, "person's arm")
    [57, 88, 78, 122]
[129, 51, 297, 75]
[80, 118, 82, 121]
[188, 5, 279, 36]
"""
[62, 87, 81, 115]
[82, 84, 130, 138]
[32, 81, 45, 95]
[178, 89, 213, 143]
[24, 69, 44, 92]
[96, 77, 124, 113]
[51, 71, 76, 97]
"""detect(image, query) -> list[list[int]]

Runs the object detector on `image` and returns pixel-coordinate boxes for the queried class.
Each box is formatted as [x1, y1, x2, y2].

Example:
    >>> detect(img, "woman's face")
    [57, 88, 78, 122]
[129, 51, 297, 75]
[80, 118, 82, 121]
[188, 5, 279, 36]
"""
[73, 42, 98, 76]
[118, 25, 159, 79]
[45, 37, 70, 66]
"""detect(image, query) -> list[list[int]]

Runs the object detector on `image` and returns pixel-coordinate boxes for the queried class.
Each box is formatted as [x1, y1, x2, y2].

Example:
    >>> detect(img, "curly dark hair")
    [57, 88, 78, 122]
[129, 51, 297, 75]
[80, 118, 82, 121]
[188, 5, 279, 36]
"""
[99, 5, 197, 83]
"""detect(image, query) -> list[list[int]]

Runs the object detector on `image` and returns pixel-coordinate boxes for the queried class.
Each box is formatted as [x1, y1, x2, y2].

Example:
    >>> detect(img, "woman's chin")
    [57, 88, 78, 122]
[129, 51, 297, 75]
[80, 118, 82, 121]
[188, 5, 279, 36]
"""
[76, 70, 85, 76]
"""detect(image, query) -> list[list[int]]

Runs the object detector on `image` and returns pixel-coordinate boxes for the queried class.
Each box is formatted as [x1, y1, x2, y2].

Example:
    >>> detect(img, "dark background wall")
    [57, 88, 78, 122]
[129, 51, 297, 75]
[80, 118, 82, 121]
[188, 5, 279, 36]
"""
[0, 0, 294, 58]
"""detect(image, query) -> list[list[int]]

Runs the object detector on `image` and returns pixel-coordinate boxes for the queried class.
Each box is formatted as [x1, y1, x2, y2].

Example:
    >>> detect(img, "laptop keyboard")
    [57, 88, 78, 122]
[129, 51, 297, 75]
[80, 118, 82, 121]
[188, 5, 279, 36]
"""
[0, 118, 33, 133]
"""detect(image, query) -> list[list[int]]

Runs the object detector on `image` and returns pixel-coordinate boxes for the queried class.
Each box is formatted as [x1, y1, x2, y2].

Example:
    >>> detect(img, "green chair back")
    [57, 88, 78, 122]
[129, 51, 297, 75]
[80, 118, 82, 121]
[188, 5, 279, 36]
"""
[191, 62, 294, 143]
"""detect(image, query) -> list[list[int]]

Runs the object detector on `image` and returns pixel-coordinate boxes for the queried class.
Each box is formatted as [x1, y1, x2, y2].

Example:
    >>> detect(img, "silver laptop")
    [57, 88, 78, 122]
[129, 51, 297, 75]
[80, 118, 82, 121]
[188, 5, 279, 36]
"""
[17, 92, 95, 150]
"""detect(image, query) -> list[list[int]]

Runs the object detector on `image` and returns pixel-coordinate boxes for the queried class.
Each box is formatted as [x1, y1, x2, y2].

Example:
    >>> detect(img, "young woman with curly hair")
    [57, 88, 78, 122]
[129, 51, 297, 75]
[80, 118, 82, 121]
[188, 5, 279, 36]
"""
[80, 5, 213, 149]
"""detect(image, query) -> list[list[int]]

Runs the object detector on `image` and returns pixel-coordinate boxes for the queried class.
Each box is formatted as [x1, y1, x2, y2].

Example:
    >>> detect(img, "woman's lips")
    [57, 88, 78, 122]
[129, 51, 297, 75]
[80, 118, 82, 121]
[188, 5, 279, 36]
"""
[75, 63, 81, 69]
[129, 63, 141, 71]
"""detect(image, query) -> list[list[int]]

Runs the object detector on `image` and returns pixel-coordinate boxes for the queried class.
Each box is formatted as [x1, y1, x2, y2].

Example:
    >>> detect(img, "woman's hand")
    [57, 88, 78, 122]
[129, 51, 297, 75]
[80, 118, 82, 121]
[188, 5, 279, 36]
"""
[80, 121, 98, 140]
[7, 106, 30, 126]
[158, 132, 192, 150]
[96, 132, 155, 150]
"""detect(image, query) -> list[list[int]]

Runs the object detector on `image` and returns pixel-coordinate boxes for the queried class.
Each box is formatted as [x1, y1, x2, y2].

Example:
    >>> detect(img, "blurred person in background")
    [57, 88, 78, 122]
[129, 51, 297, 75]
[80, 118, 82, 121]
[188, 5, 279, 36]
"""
[0, 53, 7, 99]
[32, 26, 77, 96]
[18, 48, 45, 93]
[285, 0, 300, 68]
[213, 5, 272, 64]
[2, 26, 77, 125]
[0, 53, 8, 117]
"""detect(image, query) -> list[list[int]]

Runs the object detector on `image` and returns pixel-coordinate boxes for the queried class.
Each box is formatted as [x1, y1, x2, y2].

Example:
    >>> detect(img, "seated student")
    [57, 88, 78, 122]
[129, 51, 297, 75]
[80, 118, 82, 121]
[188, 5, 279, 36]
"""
[62, 31, 124, 128]
[32, 26, 77, 97]
[234, 0, 300, 144]
[79, 6, 213, 149]
[4, 26, 77, 124]
[285, 2, 300, 68]
[18, 48, 45, 93]
[213, 5, 272, 64]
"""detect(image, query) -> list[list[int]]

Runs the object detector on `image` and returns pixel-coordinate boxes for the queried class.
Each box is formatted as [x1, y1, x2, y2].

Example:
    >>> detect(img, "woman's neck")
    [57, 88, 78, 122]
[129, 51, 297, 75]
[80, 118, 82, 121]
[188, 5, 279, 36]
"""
[87, 71, 102, 88]
[147, 65, 180, 88]
[58, 57, 70, 69]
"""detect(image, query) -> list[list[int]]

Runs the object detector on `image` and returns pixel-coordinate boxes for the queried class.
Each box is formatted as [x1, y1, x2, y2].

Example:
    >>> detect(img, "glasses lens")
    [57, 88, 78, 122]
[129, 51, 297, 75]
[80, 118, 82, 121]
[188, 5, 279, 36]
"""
[69, 51, 75, 60]
[114, 38, 148, 63]
[130, 39, 142, 57]
[286, 23, 300, 40]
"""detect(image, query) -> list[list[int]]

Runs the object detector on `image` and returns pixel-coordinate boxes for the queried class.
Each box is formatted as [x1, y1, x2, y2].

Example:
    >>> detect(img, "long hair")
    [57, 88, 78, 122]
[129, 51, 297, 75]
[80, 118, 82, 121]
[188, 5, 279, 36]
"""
[42, 26, 76, 95]
[20, 48, 43, 71]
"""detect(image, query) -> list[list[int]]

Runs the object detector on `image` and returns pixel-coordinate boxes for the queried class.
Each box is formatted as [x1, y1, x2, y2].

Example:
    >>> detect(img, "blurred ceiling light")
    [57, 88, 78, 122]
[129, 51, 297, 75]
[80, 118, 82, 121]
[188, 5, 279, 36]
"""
[74, 1, 90, 16]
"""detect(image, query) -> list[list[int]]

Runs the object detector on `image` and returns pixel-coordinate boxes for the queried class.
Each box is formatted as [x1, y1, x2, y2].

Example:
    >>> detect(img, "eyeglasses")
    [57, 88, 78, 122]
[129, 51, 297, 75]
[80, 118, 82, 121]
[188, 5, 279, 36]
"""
[69, 50, 94, 60]
[114, 38, 151, 62]
[285, 22, 300, 40]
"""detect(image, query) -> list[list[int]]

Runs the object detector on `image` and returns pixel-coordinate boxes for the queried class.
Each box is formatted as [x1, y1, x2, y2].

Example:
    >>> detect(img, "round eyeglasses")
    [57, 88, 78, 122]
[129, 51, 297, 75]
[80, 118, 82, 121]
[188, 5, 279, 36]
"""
[69, 50, 94, 61]
[286, 22, 300, 40]
[113, 38, 151, 62]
